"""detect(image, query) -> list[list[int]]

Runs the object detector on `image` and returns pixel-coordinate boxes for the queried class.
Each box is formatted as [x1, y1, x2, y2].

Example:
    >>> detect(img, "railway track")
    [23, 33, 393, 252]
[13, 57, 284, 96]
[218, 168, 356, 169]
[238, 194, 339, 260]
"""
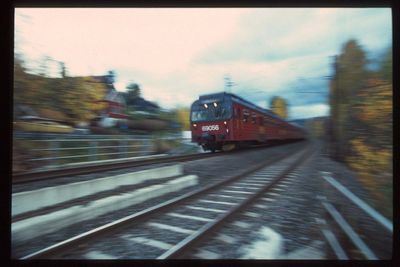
[12, 152, 217, 184]
[21, 144, 314, 259]
[12, 141, 296, 185]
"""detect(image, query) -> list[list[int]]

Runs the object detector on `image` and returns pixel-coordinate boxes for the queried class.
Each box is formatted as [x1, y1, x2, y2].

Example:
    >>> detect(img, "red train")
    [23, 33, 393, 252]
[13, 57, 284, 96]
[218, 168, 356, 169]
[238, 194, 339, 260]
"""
[190, 92, 305, 152]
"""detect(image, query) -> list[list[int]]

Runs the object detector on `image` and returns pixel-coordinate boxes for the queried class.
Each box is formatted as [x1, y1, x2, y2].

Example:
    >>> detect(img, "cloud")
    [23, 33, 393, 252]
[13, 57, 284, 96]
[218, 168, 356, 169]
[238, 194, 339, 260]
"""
[195, 8, 391, 64]
[16, 8, 248, 76]
[290, 103, 330, 119]
[15, 8, 391, 117]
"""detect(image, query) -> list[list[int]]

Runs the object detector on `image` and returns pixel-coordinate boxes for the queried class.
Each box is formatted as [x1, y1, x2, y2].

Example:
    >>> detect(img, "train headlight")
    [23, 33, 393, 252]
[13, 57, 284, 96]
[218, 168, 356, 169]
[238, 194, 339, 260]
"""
[226, 128, 229, 133]
[213, 102, 218, 107]
[193, 123, 197, 127]
[204, 103, 208, 109]
[224, 121, 227, 125]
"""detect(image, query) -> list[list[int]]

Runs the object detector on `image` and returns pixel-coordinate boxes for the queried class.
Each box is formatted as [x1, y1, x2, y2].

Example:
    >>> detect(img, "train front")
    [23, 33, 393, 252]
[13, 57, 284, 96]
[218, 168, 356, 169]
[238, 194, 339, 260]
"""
[190, 93, 233, 152]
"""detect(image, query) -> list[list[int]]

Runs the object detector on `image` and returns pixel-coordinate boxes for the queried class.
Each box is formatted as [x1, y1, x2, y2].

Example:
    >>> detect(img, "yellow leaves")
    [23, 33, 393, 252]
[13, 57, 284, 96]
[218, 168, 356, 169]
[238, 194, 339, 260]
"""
[349, 138, 391, 171]
[14, 58, 109, 123]
[270, 96, 288, 119]
[355, 82, 392, 131]
[59, 76, 107, 122]
[347, 137, 392, 215]
[176, 108, 190, 131]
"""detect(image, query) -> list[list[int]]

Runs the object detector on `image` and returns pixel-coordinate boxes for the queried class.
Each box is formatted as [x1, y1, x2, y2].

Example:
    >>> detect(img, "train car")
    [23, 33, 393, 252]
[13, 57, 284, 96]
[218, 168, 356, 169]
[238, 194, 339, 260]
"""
[190, 92, 305, 152]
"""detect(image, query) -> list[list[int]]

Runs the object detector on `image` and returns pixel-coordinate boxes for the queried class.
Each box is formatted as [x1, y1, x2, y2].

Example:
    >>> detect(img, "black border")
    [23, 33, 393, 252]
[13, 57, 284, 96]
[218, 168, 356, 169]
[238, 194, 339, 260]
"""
[3, 0, 398, 267]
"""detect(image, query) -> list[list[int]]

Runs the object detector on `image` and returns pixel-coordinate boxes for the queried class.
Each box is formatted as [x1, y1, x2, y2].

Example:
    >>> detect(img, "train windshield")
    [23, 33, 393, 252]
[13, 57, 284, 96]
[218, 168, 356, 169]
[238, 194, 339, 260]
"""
[191, 101, 232, 122]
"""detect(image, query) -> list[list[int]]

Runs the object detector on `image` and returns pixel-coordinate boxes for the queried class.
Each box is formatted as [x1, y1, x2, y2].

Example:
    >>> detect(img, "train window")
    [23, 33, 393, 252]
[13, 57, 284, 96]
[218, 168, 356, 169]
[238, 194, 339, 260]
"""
[243, 110, 249, 122]
[191, 101, 232, 122]
[234, 108, 240, 118]
[251, 112, 256, 124]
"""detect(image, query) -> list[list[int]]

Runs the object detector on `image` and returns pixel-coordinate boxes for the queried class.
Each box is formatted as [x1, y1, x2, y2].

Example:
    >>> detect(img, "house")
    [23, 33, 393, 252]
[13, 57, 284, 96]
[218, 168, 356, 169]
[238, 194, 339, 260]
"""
[91, 74, 128, 128]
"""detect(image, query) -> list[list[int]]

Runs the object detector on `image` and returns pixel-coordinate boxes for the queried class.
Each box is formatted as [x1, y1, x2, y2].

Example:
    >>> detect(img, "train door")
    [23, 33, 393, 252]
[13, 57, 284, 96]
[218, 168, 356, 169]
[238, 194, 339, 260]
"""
[233, 106, 241, 140]
[258, 115, 266, 142]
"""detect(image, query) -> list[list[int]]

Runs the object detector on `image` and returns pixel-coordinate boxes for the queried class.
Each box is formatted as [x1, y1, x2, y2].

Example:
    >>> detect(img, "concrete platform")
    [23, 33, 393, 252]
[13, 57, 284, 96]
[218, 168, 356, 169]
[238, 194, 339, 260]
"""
[12, 174, 198, 243]
[12, 164, 183, 216]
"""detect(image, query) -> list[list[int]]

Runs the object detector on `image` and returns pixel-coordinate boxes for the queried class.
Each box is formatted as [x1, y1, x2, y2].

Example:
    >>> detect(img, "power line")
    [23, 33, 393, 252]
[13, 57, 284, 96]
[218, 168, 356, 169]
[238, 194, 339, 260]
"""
[224, 75, 237, 93]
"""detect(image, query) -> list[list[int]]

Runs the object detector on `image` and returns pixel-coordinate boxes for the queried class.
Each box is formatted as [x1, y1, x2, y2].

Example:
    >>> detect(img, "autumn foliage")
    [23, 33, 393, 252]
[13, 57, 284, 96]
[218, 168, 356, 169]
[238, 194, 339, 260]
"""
[14, 55, 107, 124]
[329, 40, 392, 218]
[270, 96, 288, 119]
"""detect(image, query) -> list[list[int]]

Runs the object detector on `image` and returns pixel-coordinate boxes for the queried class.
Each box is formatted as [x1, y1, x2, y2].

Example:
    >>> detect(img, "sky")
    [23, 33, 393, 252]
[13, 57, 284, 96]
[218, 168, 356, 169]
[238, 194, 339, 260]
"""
[14, 8, 392, 119]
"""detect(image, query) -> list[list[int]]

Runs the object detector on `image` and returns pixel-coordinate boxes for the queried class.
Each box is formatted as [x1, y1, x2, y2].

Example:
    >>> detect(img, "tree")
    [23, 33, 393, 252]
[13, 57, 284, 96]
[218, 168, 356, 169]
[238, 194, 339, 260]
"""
[124, 82, 142, 106]
[377, 47, 392, 82]
[14, 54, 107, 123]
[59, 61, 67, 78]
[329, 39, 369, 160]
[106, 70, 116, 86]
[60, 77, 107, 122]
[175, 107, 191, 131]
[328, 40, 392, 218]
[270, 96, 288, 119]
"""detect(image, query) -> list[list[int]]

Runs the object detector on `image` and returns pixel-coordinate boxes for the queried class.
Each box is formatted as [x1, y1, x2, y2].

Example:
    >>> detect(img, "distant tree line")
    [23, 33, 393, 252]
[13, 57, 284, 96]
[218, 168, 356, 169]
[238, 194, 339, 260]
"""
[14, 54, 107, 124]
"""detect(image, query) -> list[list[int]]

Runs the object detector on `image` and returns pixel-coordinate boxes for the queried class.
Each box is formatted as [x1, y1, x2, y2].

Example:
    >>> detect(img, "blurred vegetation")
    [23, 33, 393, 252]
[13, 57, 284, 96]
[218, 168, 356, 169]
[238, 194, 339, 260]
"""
[175, 107, 190, 131]
[329, 40, 392, 218]
[304, 117, 327, 139]
[14, 54, 107, 124]
[270, 96, 288, 119]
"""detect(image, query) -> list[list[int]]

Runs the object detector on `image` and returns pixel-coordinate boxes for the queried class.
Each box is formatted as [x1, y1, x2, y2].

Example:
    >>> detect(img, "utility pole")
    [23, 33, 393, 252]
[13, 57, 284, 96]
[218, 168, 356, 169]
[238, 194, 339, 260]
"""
[224, 75, 236, 93]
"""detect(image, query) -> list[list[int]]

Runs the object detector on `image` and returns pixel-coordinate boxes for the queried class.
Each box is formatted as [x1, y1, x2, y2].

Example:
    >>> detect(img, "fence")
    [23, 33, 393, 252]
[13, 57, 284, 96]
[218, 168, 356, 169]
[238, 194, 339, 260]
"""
[13, 132, 191, 171]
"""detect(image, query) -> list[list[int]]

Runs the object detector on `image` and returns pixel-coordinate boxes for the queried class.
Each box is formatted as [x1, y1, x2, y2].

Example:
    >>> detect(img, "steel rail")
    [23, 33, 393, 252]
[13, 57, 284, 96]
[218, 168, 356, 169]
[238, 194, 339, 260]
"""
[21, 146, 300, 259]
[13, 141, 302, 184]
[158, 146, 314, 259]
[12, 153, 215, 184]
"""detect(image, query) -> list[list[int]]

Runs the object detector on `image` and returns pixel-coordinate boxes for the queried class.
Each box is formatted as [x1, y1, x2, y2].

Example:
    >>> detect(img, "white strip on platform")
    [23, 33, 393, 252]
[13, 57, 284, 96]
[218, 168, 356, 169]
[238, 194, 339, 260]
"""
[244, 212, 260, 218]
[147, 222, 194, 235]
[199, 199, 236, 206]
[235, 182, 264, 186]
[272, 188, 285, 192]
[261, 197, 276, 202]
[228, 186, 260, 190]
[233, 221, 251, 228]
[251, 177, 271, 180]
[85, 250, 117, 259]
[126, 236, 173, 250]
[167, 213, 213, 222]
[209, 194, 246, 200]
[186, 206, 226, 213]
[194, 249, 221, 259]
[250, 174, 270, 177]
[216, 233, 237, 244]
[222, 190, 253, 194]
[61, 154, 168, 167]
[268, 192, 280, 197]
